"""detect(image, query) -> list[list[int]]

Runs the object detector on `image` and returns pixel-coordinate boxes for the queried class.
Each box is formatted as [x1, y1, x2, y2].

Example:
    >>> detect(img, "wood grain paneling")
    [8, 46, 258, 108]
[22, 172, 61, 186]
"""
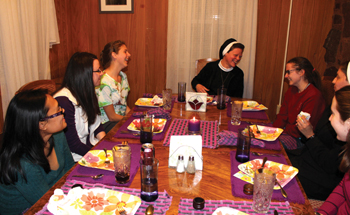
[254, 0, 334, 121]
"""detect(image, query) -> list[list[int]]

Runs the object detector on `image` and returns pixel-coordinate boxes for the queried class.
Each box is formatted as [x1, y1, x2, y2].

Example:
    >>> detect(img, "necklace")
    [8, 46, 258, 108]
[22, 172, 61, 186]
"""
[221, 71, 230, 87]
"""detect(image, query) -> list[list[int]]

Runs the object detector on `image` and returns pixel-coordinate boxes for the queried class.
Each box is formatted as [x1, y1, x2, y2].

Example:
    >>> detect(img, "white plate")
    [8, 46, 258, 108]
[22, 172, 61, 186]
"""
[242, 101, 268, 111]
[213, 207, 248, 215]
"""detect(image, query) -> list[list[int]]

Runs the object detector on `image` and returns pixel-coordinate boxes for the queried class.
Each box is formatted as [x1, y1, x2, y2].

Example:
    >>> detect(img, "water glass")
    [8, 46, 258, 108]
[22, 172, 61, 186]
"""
[140, 114, 153, 144]
[112, 144, 131, 184]
[140, 158, 159, 202]
[231, 101, 243, 125]
[162, 89, 172, 110]
[217, 88, 227, 109]
[178, 82, 186, 102]
[235, 128, 251, 163]
[252, 170, 276, 213]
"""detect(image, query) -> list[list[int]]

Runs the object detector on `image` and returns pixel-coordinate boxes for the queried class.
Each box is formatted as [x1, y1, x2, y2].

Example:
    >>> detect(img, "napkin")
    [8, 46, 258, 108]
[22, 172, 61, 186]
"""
[218, 130, 265, 148]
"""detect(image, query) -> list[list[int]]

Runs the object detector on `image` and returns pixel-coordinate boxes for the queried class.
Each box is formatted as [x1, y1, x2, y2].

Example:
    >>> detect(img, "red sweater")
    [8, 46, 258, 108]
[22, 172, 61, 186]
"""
[273, 84, 325, 139]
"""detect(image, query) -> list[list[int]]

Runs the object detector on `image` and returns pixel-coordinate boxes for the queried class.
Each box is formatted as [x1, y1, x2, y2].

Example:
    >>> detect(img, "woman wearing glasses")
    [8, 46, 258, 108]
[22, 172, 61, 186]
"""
[0, 89, 74, 214]
[54, 52, 106, 162]
[96, 40, 131, 133]
[273, 57, 325, 150]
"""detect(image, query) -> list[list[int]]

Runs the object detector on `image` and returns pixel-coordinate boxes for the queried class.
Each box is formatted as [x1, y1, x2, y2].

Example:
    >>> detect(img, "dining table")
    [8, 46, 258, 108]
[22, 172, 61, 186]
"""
[25, 97, 315, 215]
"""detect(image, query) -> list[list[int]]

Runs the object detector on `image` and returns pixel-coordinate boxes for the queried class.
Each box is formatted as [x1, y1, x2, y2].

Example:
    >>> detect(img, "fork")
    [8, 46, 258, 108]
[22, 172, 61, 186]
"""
[117, 207, 126, 215]
[255, 124, 261, 134]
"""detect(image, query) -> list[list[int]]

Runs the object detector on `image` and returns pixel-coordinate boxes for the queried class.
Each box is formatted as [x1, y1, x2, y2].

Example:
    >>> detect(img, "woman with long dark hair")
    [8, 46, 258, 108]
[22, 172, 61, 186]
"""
[0, 89, 74, 214]
[54, 52, 106, 161]
[273, 57, 326, 150]
[97, 40, 131, 133]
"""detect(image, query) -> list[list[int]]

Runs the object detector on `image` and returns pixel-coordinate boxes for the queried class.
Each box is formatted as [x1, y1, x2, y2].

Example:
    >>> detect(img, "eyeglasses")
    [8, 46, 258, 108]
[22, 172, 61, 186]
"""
[285, 69, 300, 75]
[40, 108, 64, 121]
[93, 68, 103, 73]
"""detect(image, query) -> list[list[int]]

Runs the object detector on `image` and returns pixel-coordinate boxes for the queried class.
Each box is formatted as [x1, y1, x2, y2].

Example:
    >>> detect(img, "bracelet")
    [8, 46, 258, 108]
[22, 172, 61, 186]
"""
[307, 135, 315, 141]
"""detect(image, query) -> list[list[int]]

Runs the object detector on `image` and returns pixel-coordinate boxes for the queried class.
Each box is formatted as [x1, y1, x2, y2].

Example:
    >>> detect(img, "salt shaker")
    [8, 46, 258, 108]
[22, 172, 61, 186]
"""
[176, 155, 185, 173]
[186, 155, 196, 174]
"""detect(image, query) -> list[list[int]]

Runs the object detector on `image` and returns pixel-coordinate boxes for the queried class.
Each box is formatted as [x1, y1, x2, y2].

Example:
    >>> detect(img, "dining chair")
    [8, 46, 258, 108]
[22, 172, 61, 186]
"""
[16, 79, 57, 95]
[195, 58, 219, 74]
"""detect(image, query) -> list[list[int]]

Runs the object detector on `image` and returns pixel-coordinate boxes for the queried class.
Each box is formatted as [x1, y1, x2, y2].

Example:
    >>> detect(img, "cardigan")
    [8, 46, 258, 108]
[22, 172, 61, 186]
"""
[273, 84, 325, 139]
[0, 131, 74, 215]
[191, 60, 244, 98]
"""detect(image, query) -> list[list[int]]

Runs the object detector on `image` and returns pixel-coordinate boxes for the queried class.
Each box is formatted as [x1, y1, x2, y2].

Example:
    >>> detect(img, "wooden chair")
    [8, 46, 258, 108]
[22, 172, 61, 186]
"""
[195, 58, 219, 74]
[16, 79, 57, 95]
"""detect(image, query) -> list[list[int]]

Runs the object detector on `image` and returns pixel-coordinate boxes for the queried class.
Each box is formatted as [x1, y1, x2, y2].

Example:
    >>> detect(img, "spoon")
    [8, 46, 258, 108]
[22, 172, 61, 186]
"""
[72, 174, 104, 179]
[258, 157, 267, 173]
[251, 152, 280, 157]
[255, 124, 261, 134]
[145, 205, 154, 215]
[103, 148, 110, 164]
[276, 180, 288, 198]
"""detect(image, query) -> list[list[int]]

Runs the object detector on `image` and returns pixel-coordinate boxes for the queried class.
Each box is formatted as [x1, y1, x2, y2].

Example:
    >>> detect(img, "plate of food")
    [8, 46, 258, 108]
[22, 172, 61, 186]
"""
[207, 96, 214, 103]
[127, 118, 167, 133]
[212, 207, 248, 215]
[135, 96, 163, 107]
[242, 101, 268, 111]
[47, 187, 141, 215]
[243, 125, 283, 141]
[238, 159, 299, 189]
[78, 150, 114, 171]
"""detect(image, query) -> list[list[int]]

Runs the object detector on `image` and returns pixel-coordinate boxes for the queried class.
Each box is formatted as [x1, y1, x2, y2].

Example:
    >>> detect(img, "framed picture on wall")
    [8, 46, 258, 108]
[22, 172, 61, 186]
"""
[99, 0, 134, 13]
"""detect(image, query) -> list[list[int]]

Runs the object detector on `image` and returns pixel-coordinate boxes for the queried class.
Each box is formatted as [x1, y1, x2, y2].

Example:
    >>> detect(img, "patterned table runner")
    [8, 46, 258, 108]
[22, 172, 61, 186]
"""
[228, 121, 282, 151]
[178, 198, 294, 214]
[35, 180, 172, 215]
[230, 150, 305, 204]
[67, 141, 141, 186]
[163, 119, 218, 149]
[113, 116, 170, 141]
[227, 102, 268, 120]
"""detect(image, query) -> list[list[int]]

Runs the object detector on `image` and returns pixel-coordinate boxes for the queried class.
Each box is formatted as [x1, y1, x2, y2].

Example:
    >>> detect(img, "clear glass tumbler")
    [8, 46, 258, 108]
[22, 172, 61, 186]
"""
[140, 158, 159, 202]
[231, 101, 243, 125]
[162, 89, 172, 110]
[252, 169, 276, 213]
[140, 114, 153, 144]
[112, 144, 131, 184]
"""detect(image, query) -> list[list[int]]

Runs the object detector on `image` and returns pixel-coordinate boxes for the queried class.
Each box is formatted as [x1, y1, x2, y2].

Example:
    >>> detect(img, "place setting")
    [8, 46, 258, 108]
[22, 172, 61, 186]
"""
[227, 100, 269, 120]
[133, 90, 175, 113]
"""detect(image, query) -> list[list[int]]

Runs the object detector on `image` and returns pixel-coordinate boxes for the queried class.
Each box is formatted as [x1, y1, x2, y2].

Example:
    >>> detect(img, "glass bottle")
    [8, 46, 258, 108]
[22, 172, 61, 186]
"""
[186, 155, 196, 174]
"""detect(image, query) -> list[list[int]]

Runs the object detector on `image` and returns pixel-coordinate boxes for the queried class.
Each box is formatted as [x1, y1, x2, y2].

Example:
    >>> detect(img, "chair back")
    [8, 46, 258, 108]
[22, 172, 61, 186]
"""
[16, 79, 56, 95]
[195, 58, 219, 74]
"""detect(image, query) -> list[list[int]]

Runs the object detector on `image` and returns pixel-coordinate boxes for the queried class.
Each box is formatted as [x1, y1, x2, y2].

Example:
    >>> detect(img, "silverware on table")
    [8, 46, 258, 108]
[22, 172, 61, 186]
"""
[72, 174, 104, 179]
[276, 180, 288, 198]
[251, 152, 280, 157]
[255, 124, 261, 134]
[145, 205, 154, 215]
[103, 148, 110, 164]
[120, 130, 140, 136]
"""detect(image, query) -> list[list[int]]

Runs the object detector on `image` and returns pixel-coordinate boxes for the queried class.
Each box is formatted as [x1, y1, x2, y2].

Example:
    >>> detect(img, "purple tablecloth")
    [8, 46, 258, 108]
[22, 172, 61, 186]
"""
[113, 116, 170, 141]
[230, 150, 305, 204]
[35, 180, 172, 215]
[228, 121, 281, 151]
[67, 140, 141, 186]
[227, 102, 268, 120]
[133, 99, 175, 113]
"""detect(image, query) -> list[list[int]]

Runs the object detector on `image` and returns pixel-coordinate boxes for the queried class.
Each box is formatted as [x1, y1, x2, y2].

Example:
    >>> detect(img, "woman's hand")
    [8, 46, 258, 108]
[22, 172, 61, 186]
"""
[195, 84, 209, 94]
[296, 115, 314, 139]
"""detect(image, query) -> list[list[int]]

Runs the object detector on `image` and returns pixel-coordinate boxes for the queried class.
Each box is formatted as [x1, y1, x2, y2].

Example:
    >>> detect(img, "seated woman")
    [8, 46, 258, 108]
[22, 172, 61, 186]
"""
[273, 57, 325, 149]
[54, 52, 106, 162]
[317, 85, 350, 214]
[0, 89, 75, 214]
[97, 40, 131, 133]
[288, 61, 350, 200]
[191, 38, 245, 98]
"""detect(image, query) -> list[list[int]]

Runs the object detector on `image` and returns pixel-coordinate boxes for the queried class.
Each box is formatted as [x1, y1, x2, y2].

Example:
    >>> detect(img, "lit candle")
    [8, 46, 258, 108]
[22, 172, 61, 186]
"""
[188, 117, 200, 132]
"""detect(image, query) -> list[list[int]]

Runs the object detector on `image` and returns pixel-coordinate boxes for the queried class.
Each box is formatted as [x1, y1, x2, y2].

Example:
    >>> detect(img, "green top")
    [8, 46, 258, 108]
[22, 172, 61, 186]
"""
[0, 131, 75, 215]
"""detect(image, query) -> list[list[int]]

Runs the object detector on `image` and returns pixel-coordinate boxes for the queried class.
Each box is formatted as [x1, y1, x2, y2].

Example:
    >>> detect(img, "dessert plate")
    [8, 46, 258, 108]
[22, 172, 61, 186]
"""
[242, 101, 268, 111]
[243, 125, 283, 141]
[135, 98, 163, 107]
[78, 150, 114, 171]
[127, 118, 167, 133]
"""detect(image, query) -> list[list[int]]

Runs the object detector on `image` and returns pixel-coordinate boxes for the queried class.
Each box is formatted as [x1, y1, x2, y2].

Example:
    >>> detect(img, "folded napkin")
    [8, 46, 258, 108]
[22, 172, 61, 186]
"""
[218, 130, 265, 148]
[132, 108, 172, 121]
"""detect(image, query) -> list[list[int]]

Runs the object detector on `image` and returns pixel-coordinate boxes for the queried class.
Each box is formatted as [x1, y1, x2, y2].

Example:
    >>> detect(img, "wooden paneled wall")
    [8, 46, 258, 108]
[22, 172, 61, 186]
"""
[253, 0, 334, 121]
[50, 0, 168, 107]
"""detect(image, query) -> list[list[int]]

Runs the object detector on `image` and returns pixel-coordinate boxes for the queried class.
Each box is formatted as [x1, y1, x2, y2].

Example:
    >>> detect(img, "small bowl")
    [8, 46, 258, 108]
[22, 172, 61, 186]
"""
[193, 197, 205, 210]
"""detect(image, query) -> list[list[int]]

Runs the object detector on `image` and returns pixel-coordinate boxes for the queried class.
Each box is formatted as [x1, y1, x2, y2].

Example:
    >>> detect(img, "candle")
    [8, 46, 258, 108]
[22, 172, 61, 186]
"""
[188, 117, 200, 132]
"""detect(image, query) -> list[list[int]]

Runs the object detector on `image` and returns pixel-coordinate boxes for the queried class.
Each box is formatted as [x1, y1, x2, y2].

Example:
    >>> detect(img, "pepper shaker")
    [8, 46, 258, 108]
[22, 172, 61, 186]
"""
[186, 155, 196, 174]
[176, 155, 185, 173]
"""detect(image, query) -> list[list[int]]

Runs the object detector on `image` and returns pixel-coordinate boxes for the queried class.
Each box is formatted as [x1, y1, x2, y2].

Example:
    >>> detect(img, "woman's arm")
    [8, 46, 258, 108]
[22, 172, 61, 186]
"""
[273, 88, 292, 129]
[191, 63, 213, 92]
[103, 105, 124, 122]
[55, 96, 91, 156]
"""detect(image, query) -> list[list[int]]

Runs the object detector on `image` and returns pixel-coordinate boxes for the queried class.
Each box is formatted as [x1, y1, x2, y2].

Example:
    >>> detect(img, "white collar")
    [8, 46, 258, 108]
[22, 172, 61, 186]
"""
[219, 60, 233, 72]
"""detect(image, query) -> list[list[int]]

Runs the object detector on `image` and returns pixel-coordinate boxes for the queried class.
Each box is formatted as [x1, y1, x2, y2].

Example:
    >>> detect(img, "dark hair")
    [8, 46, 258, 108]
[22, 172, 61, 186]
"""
[287, 57, 322, 91]
[0, 89, 54, 185]
[339, 61, 350, 80]
[228, 43, 245, 53]
[100, 40, 126, 69]
[59, 52, 100, 125]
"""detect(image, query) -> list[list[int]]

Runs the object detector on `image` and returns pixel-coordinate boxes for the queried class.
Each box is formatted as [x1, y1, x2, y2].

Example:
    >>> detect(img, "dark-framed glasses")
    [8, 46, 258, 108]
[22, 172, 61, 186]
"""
[93, 68, 104, 73]
[40, 109, 64, 121]
[285, 68, 300, 75]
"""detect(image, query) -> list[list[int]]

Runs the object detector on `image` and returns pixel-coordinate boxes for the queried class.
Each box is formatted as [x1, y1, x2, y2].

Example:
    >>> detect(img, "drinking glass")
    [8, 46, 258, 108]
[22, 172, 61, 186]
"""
[140, 114, 153, 144]
[112, 144, 131, 184]
[162, 89, 172, 110]
[235, 128, 251, 163]
[252, 169, 276, 213]
[140, 158, 159, 202]
[178, 82, 186, 102]
[217, 88, 227, 109]
[231, 101, 243, 125]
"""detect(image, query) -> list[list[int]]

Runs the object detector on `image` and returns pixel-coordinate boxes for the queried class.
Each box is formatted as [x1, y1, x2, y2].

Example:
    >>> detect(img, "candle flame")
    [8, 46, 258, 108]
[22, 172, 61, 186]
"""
[192, 116, 196, 120]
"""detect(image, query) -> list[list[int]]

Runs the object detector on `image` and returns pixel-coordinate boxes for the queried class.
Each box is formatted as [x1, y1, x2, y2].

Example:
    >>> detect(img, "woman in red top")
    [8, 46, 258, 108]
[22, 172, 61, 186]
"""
[273, 57, 325, 150]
